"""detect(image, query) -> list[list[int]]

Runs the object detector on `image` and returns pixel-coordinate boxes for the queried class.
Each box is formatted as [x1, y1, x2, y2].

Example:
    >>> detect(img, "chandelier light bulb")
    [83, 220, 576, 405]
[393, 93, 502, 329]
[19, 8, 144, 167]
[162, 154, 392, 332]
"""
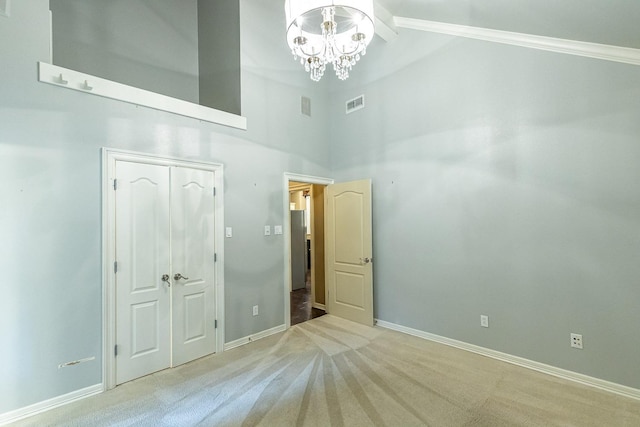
[284, 0, 375, 81]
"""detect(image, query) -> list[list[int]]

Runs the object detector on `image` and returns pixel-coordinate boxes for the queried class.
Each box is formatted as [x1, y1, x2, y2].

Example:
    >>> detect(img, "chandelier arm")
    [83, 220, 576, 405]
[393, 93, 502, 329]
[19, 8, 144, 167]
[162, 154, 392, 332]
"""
[293, 44, 327, 61]
[292, 39, 362, 59]
[331, 42, 365, 57]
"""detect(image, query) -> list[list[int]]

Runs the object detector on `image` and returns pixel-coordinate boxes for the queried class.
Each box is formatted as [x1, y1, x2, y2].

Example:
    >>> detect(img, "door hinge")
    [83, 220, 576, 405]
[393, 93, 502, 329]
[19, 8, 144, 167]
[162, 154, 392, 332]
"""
[214, 320, 218, 329]
[114, 261, 118, 273]
[214, 253, 217, 262]
[113, 179, 118, 190]
[114, 345, 118, 357]
[213, 187, 216, 196]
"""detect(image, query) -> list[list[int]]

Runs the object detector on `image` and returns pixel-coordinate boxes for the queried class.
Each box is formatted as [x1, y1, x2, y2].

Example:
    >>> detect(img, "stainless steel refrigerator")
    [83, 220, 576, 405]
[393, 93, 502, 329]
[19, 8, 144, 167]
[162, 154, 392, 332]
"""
[290, 210, 307, 290]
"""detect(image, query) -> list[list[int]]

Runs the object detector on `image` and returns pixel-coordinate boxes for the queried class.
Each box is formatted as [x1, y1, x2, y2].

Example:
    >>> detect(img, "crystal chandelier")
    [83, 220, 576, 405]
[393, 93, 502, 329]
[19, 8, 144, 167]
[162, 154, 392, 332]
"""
[284, 0, 375, 82]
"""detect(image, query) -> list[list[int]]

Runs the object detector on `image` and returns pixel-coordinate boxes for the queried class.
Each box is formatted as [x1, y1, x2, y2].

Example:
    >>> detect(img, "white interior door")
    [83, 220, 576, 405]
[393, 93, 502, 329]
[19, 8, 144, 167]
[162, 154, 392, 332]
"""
[325, 179, 374, 326]
[171, 167, 217, 366]
[115, 161, 171, 385]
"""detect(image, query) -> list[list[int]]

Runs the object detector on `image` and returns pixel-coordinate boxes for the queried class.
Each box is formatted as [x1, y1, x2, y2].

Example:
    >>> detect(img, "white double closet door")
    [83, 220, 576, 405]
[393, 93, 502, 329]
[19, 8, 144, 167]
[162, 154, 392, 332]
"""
[115, 161, 216, 385]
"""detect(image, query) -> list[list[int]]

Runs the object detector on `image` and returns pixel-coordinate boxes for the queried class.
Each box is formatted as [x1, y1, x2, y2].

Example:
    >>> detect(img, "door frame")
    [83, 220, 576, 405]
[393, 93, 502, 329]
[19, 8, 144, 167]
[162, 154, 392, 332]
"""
[102, 148, 225, 390]
[283, 173, 333, 329]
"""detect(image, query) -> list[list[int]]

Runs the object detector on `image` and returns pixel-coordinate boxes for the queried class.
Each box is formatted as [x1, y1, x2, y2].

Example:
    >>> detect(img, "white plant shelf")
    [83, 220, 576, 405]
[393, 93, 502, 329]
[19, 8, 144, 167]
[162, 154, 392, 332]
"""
[38, 62, 247, 130]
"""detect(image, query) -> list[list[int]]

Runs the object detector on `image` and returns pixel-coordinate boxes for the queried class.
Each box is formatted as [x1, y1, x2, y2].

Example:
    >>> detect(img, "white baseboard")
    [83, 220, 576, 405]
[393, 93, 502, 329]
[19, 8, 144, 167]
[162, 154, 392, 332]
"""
[0, 383, 103, 426]
[375, 319, 640, 401]
[224, 324, 286, 351]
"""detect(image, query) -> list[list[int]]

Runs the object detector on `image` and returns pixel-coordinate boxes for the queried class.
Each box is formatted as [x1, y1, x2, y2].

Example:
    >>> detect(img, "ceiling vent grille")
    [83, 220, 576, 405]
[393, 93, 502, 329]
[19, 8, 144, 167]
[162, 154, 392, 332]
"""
[0, 0, 10, 17]
[301, 96, 311, 117]
[346, 95, 365, 114]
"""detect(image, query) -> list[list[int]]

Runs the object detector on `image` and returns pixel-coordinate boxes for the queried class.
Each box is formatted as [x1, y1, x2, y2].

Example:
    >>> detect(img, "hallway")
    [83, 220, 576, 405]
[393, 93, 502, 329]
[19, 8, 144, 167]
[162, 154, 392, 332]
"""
[290, 274, 325, 326]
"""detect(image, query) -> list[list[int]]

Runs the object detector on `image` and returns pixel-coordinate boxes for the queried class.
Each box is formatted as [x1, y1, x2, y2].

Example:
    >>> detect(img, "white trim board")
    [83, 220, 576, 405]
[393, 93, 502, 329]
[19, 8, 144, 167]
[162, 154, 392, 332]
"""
[373, 1, 398, 42]
[38, 62, 247, 129]
[224, 324, 286, 351]
[394, 17, 640, 67]
[375, 319, 640, 401]
[0, 0, 10, 18]
[0, 384, 102, 426]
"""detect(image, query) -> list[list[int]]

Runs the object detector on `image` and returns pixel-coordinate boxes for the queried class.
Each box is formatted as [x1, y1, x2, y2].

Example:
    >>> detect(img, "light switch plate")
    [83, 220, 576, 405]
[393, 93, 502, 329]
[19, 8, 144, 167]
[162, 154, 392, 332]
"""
[480, 315, 489, 328]
[225, 227, 232, 238]
[264, 225, 271, 236]
[274, 225, 283, 235]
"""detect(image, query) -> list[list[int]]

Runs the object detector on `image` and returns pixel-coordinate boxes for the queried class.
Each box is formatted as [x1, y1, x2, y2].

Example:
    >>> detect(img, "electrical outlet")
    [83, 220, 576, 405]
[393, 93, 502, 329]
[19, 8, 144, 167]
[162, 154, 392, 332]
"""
[480, 315, 489, 328]
[253, 305, 259, 316]
[570, 333, 583, 349]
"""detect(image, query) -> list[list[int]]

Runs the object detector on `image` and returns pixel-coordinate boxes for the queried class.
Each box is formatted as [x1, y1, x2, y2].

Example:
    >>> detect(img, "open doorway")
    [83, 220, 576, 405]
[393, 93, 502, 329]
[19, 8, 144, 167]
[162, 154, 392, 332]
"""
[284, 174, 333, 328]
[289, 181, 324, 325]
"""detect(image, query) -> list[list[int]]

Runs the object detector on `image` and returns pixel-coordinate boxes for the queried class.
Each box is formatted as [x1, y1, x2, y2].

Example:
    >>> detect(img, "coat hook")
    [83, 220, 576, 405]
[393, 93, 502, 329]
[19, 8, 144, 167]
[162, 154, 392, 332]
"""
[82, 80, 93, 91]
[57, 73, 68, 85]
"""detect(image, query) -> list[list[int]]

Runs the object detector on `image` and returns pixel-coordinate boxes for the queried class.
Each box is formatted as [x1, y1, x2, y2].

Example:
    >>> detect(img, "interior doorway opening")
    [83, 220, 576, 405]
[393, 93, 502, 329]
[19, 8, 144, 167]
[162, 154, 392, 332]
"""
[283, 174, 333, 328]
[289, 181, 325, 325]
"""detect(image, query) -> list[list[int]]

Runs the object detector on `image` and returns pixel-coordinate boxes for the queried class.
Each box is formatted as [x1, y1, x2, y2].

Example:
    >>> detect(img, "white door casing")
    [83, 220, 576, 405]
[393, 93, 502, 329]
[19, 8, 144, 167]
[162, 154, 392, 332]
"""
[114, 161, 172, 385]
[104, 149, 225, 390]
[171, 167, 217, 366]
[325, 179, 374, 326]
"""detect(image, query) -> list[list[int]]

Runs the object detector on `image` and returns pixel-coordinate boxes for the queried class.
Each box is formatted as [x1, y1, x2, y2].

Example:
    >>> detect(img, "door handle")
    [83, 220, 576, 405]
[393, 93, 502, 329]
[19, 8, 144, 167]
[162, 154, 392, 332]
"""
[360, 257, 372, 264]
[174, 273, 189, 281]
[161, 274, 171, 287]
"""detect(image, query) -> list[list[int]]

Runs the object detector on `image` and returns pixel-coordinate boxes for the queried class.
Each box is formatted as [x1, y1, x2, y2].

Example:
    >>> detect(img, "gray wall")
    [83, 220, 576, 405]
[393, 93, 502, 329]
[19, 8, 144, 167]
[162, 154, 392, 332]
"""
[0, 0, 328, 413]
[3, 0, 640, 418]
[198, 0, 241, 114]
[51, 0, 201, 103]
[328, 31, 640, 389]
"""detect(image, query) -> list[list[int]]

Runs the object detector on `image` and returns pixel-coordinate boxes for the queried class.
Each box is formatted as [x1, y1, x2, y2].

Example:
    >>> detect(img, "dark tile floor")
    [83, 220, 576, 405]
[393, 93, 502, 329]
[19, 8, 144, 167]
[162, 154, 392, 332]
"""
[291, 278, 325, 326]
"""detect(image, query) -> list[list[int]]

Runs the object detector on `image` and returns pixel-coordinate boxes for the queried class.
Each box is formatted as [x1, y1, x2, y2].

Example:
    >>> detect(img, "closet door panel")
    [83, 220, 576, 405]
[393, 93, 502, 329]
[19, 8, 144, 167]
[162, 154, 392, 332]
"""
[171, 166, 217, 366]
[115, 161, 171, 384]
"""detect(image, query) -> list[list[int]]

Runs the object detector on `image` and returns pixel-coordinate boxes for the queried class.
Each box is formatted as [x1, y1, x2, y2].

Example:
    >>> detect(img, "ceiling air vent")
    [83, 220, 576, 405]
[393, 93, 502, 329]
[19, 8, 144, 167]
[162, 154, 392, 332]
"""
[346, 95, 365, 114]
[0, 0, 10, 17]
[301, 96, 311, 117]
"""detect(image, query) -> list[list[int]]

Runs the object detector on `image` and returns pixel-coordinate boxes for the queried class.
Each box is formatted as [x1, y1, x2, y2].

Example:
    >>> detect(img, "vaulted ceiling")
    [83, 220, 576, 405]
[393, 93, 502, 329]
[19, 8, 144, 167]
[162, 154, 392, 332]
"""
[376, 0, 640, 49]
[242, 0, 640, 85]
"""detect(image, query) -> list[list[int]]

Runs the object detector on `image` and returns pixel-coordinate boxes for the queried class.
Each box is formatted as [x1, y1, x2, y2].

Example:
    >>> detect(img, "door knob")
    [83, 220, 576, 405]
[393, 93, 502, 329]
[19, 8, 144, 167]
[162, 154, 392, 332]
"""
[360, 257, 372, 264]
[161, 274, 171, 287]
[174, 273, 189, 281]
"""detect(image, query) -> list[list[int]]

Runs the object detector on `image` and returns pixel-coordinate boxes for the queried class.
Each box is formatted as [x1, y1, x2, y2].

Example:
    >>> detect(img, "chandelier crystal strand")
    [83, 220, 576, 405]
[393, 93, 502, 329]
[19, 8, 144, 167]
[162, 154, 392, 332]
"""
[285, 0, 375, 81]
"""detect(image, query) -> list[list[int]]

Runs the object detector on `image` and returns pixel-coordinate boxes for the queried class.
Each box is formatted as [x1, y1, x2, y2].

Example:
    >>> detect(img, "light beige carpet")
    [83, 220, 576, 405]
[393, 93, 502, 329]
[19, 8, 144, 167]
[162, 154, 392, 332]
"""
[13, 315, 640, 426]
